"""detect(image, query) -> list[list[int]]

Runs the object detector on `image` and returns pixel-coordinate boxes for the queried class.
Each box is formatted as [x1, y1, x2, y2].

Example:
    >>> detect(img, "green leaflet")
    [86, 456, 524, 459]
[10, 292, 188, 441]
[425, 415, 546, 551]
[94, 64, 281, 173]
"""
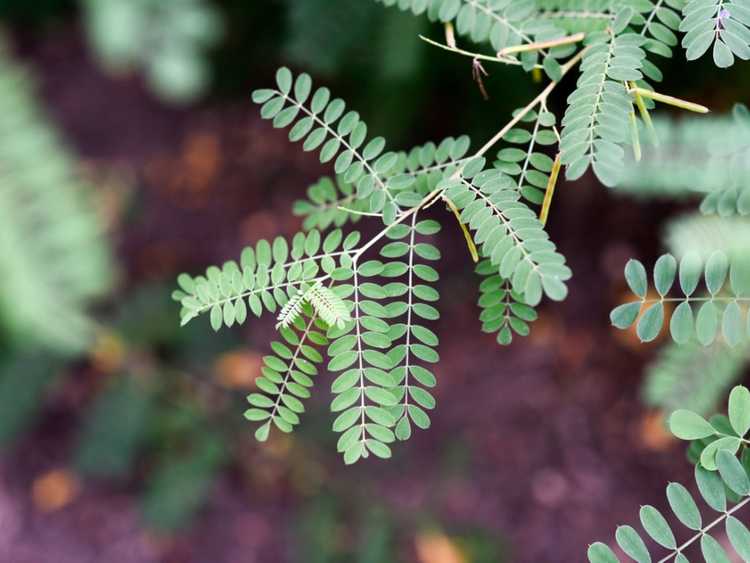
[386, 216, 441, 441]
[492, 107, 560, 206]
[588, 385, 750, 563]
[535, 1, 615, 34]
[327, 263, 399, 464]
[617, 106, 750, 206]
[476, 259, 538, 345]
[442, 165, 572, 306]
[632, 0, 684, 82]
[642, 339, 749, 416]
[681, 1, 750, 68]
[174, 0, 750, 467]
[293, 176, 371, 231]
[253, 68, 404, 224]
[173, 228, 358, 330]
[326, 215, 443, 461]
[669, 409, 717, 440]
[245, 306, 329, 441]
[669, 385, 750, 472]
[82, 0, 224, 104]
[560, 30, 647, 187]
[294, 136, 472, 230]
[611, 251, 750, 345]
[375, 0, 568, 72]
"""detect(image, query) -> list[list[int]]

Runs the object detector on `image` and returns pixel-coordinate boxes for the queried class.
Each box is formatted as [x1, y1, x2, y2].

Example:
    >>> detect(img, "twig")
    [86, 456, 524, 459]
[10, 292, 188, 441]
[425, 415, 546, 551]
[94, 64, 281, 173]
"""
[498, 32, 585, 57]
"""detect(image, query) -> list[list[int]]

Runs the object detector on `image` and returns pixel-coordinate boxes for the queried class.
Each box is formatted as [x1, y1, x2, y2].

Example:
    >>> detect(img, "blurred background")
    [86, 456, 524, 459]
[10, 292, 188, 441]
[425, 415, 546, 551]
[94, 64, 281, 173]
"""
[0, 1, 748, 562]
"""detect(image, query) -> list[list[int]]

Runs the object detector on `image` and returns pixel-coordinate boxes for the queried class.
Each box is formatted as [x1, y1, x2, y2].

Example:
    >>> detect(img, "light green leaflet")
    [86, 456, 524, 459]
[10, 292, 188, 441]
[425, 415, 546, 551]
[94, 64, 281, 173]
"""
[589, 386, 750, 563]
[611, 251, 750, 345]
[173, 0, 750, 470]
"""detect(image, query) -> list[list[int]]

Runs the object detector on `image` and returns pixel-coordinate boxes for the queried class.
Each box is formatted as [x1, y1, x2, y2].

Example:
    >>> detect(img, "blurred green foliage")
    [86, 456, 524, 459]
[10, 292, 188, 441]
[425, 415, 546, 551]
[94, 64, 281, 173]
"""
[0, 37, 114, 459]
[0, 354, 59, 447]
[0, 44, 113, 354]
[294, 492, 507, 562]
[74, 376, 154, 478]
[81, 0, 224, 103]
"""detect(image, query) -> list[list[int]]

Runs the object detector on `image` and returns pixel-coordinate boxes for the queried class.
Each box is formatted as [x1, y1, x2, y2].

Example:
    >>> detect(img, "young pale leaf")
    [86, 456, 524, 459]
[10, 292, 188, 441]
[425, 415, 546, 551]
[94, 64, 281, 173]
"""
[668, 409, 716, 440]
[728, 385, 750, 437]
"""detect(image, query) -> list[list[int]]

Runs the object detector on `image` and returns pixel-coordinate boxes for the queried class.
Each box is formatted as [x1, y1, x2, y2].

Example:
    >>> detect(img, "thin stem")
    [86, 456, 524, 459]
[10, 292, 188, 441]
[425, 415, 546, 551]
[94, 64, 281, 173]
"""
[472, 46, 589, 160]
[641, 0, 666, 37]
[352, 266, 368, 455]
[351, 45, 588, 264]
[498, 32, 585, 57]
[194, 276, 331, 314]
[351, 193, 439, 263]
[461, 178, 540, 273]
[308, 158, 469, 216]
[656, 495, 750, 563]
[337, 206, 382, 217]
[714, 0, 727, 37]
[268, 313, 318, 421]
[636, 297, 750, 304]
[400, 212, 419, 420]
[419, 35, 539, 68]
[584, 31, 616, 162]
[517, 107, 544, 193]
[501, 279, 514, 333]
[464, 0, 537, 52]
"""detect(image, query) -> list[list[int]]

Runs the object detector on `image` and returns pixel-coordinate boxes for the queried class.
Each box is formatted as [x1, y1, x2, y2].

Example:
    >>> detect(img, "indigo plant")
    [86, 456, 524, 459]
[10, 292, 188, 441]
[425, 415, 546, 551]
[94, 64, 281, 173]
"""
[174, 0, 750, 459]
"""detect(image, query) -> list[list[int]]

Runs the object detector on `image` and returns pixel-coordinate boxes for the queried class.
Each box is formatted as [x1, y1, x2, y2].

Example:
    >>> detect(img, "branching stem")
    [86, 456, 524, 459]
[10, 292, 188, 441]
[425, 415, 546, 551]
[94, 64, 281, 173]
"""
[656, 495, 750, 563]
[498, 32, 585, 57]
[351, 45, 588, 264]
[419, 35, 540, 68]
